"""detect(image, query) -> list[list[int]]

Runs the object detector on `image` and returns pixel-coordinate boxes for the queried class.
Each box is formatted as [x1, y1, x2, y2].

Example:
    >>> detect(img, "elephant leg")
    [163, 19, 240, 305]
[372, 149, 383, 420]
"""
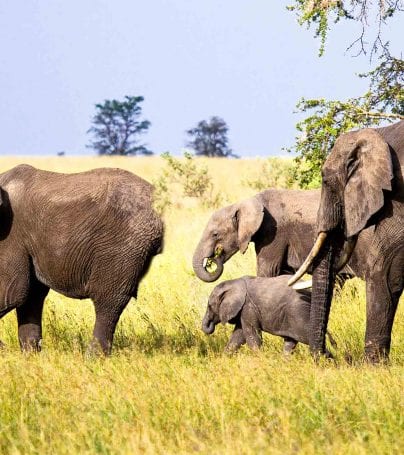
[365, 276, 401, 362]
[242, 323, 262, 351]
[225, 324, 246, 353]
[283, 337, 297, 355]
[16, 282, 49, 352]
[88, 294, 131, 356]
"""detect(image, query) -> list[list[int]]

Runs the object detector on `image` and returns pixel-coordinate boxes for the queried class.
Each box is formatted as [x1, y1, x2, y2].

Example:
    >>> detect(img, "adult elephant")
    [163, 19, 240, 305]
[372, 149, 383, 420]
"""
[192, 188, 361, 282]
[0, 164, 164, 355]
[289, 120, 404, 362]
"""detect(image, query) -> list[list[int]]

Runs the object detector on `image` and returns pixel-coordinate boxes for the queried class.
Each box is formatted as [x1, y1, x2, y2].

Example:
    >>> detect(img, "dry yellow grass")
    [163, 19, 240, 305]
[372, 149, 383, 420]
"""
[0, 156, 402, 454]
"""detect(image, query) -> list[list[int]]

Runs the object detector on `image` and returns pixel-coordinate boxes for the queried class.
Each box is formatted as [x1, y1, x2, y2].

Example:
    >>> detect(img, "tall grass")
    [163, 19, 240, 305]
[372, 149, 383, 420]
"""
[0, 156, 402, 454]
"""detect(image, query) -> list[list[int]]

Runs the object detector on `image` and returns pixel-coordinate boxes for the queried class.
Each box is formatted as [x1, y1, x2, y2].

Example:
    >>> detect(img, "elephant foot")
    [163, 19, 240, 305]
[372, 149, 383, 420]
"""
[283, 338, 297, 355]
[85, 338, 111, 358]
[364, 351, 390, 364]
[18, 323, 43, 353]
[365, 340, 390, 364]
[224, 343, 241, 355]
[310, 348, 336, 364]
[19, 337, 42, 353]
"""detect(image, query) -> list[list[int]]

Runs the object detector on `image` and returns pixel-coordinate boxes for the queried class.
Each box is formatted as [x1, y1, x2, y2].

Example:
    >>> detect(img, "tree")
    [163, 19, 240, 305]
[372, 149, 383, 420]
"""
[287, 53, 404, 187]
[186, 116, 236, 157]
[286, 2, 404, 187]
[87, 96, 152, 156]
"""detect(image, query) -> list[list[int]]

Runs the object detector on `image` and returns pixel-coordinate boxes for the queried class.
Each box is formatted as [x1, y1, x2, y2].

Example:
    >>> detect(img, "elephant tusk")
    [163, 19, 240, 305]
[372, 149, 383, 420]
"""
[336, 236, 358, 272]
[292, 279, 313, 290]
[203, 245, 224, 271]
[288, 232, 328, 286]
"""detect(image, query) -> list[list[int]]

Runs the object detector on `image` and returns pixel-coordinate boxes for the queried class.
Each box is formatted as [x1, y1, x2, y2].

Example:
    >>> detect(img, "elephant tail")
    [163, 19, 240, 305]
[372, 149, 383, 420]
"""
[326, 331, 337, 350]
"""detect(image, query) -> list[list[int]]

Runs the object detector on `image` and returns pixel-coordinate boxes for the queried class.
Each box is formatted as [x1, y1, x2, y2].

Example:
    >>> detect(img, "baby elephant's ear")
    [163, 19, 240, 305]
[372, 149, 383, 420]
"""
[218, 280, 247, 323]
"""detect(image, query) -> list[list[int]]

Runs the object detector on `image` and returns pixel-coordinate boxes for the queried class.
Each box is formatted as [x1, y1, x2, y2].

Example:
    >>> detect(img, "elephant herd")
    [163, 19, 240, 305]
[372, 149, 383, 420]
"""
[0, 121, 402, 362]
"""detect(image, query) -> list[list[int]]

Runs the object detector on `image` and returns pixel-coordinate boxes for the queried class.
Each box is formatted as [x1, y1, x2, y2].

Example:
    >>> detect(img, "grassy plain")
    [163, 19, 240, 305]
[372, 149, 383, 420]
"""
[0, 156, 402, 454]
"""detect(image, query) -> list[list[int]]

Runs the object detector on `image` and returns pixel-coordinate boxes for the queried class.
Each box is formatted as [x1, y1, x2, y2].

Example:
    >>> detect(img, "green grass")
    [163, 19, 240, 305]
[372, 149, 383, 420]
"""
[0, 157, 402, 454]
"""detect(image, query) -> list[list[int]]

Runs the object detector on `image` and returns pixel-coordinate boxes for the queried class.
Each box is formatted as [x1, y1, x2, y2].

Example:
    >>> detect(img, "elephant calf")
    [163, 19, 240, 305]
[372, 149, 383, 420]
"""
[202, 275, 335, 356]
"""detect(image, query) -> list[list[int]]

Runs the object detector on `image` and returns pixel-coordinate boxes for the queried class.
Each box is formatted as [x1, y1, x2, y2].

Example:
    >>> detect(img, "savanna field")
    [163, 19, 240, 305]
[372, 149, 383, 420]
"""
[0, 156, 402, 455]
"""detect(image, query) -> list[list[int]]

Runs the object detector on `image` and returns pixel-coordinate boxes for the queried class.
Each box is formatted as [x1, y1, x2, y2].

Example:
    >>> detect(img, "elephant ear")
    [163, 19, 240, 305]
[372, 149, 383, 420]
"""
[218, 279, 247, 323]
[344, 129, 393, 237]
[234, 198, 264, 254]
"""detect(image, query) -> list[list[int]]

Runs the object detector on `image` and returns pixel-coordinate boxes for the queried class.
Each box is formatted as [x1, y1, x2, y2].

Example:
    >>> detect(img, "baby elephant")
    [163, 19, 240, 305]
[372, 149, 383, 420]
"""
[202, 275, 335, 356]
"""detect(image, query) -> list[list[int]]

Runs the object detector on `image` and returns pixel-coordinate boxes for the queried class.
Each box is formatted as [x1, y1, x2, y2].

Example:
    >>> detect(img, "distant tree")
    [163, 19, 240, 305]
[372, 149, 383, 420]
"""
[186, 116, 236, 157]
[87, 96, 152, 156]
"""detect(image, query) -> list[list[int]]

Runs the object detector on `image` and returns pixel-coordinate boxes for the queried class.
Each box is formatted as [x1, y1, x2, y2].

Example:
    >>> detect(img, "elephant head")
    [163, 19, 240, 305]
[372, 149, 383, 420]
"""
[289, 128, 393, 355]
[193, 198, 264, 282]
[202, 279, 247, 334]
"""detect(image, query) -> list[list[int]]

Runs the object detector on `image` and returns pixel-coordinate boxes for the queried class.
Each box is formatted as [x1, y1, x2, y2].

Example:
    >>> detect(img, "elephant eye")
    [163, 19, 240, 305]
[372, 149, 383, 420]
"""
[212, 231, 218, 238]
[347, 157, 359, 179]
[347, 147, 360, 176]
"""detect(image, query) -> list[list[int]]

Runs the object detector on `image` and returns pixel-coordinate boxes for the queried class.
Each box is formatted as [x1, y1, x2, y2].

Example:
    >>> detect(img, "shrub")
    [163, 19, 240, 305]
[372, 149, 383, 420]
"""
[244, 157, 297, 191]
[153, 152, 222, 213]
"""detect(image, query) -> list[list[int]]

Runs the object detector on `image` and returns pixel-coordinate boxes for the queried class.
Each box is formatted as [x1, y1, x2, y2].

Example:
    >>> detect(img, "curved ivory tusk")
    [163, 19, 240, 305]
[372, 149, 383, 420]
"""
[292, 279, 313, 290]
[288, 232, 328, 286]
[336, 236, 358, 272]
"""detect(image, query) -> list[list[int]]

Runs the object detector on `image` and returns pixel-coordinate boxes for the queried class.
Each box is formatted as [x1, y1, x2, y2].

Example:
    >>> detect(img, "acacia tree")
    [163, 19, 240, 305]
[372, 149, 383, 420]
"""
[288, 0, 404, 57]
[286, 1, 404, 187]
[87, 96, 152, 156]
[186, 116, 236, 157]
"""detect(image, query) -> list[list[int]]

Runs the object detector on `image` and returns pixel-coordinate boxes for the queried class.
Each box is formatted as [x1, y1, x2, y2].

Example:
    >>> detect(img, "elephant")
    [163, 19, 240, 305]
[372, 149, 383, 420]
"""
[289, 120, 404, 362]
[201, 275, 335, 356]
[192, 188, 363, 283]
[0, 164, 164, 355]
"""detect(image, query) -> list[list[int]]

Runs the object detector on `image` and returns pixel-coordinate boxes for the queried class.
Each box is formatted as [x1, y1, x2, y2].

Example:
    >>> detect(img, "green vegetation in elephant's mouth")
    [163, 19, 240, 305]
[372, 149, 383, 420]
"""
[205, 245, 223, 274]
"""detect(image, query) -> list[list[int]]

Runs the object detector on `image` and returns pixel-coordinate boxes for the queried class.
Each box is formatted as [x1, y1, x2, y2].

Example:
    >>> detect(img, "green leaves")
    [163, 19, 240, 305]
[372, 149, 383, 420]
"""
[287, 53, 404, 187]
[287, 1, 404, 58]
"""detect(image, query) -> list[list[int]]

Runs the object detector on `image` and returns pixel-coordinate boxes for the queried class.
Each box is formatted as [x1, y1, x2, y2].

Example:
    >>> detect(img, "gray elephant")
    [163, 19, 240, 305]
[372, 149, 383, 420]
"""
[202, 275, 335, 356]
[289, 120, 404, 362]
[192, 188, 361, 282]
[0, 164, 164, 354]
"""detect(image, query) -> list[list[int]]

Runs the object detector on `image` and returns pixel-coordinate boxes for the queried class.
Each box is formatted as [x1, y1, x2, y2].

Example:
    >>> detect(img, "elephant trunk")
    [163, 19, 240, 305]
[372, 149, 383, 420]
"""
[309, 233, 341, 356]
[192, 245, 224, 282]
[202, 313, 216, 334]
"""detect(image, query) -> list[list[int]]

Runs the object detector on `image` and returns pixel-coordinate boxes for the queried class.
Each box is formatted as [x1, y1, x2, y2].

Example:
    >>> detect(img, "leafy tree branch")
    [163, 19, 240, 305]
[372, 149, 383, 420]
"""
[287, 53, 404, 187]
[288, 0, 404, 57]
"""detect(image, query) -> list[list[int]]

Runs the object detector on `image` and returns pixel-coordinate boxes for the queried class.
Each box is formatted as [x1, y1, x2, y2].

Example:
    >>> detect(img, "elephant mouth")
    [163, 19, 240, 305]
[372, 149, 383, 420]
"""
[202, 256, 220, 274]
[197, 245, 224, 282]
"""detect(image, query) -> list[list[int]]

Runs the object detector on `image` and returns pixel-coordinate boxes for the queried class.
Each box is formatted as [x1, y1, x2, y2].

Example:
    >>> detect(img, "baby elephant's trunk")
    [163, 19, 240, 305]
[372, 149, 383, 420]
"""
[202, 312, 215, 334]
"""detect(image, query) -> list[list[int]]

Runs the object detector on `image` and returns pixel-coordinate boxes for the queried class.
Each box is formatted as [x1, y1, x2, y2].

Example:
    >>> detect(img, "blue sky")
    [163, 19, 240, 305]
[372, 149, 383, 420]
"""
[0, 1, 402, 157]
